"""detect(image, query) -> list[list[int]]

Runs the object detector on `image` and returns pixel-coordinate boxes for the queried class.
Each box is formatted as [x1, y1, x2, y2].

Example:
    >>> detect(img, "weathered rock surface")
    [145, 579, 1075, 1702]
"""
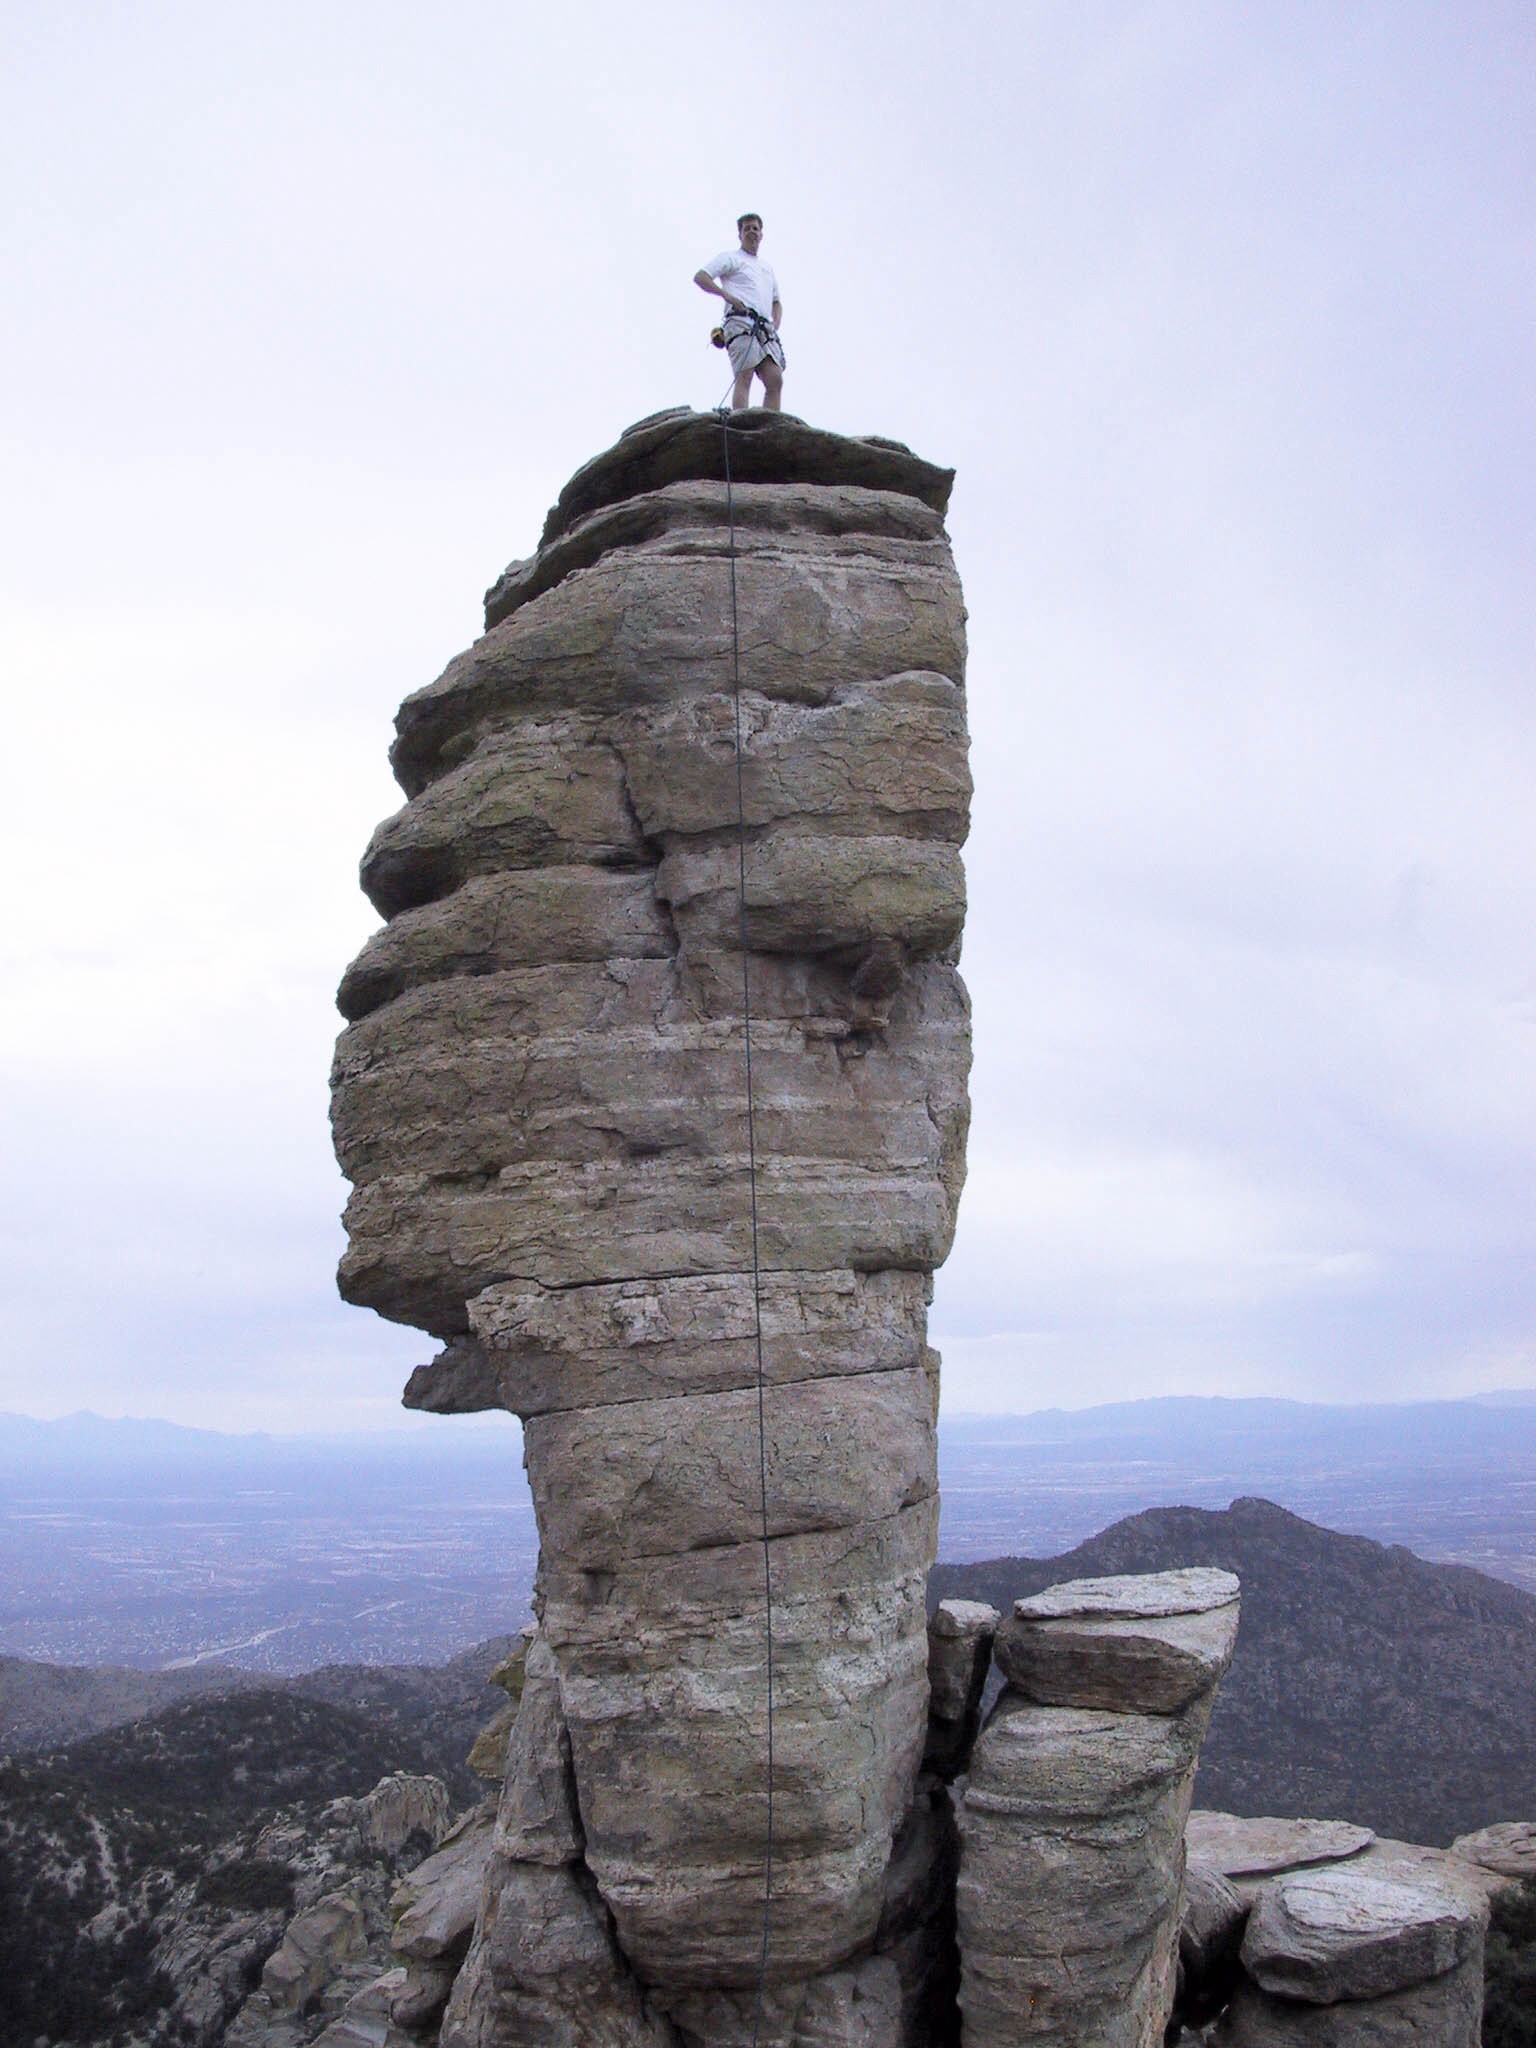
[527, 408, 954, 553]
[1239, 1867, 1483, 2004]
[1187, 1813, 1377, 1886]
[390, 1802, 495, 1963]
[333, 412, 970, 2025]
[957, 1697, 1209, 2044]
[1207, 1866, 1488, 2044]
[873, 1773, 962, 2041]
[997, 1567, 1240, 1714]
[346, 1770, 453, 1856]
[1212, 1960, 1484, 2045]
[1183, 1810, 1505, 1933]
[262, 1890, 370, 2012]
[309, 1970, 422, 2048]
[958, 1589, 1243, 2045]
[439, 1861, 680, 2048]
[1178, 1863, 1249, 2027]
[1351, 1834, 1507, 1909]
[1172, 1813, 1501, 2042]
[924, 1598, 998, 1778]
[956, 1648, 1236, 2041]
[1012, 1568, 1241, 1622]
[1450, 1817, 1536, 1882]
[214, 1775, 459, 2048]
[955, 1573, 1239, 2045]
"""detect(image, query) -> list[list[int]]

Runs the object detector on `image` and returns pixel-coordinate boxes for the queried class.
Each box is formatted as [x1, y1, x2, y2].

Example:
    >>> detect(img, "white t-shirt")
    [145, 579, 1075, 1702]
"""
[704, 249, 780, 321]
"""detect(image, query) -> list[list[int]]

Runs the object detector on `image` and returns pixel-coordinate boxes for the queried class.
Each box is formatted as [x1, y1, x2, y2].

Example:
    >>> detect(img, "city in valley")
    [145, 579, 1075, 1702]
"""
[2, 1396, 1534, 1676]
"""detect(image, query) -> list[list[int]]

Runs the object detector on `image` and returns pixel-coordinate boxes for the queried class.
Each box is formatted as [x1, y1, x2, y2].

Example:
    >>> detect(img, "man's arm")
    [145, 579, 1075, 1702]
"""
[772, 296, 783, 328]
[693, 267, 747, 312]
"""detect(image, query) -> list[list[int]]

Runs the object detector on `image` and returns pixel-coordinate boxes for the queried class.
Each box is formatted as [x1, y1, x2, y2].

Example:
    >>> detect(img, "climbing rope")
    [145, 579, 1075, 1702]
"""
[719, 405, 776, 2043]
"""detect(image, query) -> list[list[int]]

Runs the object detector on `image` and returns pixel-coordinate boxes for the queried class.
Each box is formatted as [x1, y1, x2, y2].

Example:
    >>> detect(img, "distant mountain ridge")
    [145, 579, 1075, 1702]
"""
[0, 1407, 527, 1485]
[931, 1495, 1536, 1847]
[7, 1395, 1536, 1676]
[10, 1392, 1534, 1474]
[0, 1638, 512, 1786]
[940, 1390, 1536, 1448]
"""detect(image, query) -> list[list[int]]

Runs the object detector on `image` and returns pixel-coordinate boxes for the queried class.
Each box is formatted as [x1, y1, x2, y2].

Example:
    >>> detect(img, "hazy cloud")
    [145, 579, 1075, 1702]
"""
[2, 1, 1530, 1425]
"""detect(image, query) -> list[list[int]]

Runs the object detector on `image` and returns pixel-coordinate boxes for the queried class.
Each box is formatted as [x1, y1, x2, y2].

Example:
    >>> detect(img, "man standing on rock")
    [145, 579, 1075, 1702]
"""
[694, 212, 785, 411]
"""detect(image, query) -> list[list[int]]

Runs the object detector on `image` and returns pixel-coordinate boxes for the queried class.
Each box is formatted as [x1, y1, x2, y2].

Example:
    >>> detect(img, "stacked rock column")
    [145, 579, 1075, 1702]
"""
[955, 1568, 1241, 2046]
[330, 411, 971, 2037]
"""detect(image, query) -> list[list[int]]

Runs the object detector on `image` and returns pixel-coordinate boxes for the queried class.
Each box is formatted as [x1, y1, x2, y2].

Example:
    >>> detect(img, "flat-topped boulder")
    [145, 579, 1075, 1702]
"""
[1341, 1836, 1508, 1923]
[1013, 1567, 1240, 1620]
[1240, 1866, 1485, 2004]
[1451, 1819, 1536, 1882]
[995, 1568, 1240, 1713]
[1188, 1812, 1375, 1883]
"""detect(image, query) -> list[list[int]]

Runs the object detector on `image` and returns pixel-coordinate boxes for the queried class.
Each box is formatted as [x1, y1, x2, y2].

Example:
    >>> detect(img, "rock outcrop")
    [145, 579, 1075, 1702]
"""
[1451, 1820, 1536, 1887]
[955, 1568, 1241, 2046]
[331, 410, 971, 2034]
[1212, 1866, 1487, 2044]
[1175, 1809, 1502, 2044]
[924, 1597, 999, 1779]
[217, 1774, 457, 2048]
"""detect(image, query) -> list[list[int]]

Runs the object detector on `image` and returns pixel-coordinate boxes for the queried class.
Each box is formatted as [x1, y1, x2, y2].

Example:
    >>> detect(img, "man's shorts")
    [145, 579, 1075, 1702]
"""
[722, 310, 786, 378]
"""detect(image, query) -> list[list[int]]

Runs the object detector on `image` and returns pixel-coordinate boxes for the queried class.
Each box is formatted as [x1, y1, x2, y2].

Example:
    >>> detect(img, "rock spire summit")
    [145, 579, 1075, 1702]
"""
[331, 409, 972, 2040]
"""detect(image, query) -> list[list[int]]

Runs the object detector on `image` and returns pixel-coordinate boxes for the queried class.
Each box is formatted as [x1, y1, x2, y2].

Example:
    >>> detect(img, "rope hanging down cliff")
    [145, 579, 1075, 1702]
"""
[719, 406, 777, 2043]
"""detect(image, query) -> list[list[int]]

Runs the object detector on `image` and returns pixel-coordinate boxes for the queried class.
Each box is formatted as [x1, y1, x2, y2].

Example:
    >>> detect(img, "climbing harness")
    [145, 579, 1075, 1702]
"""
[712, 306, 786, 404]
[713, 305, 777, 348]
[719, 405, 777, 2045]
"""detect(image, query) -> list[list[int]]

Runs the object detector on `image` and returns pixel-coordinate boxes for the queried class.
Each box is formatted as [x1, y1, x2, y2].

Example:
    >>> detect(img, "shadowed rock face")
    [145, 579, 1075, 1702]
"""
[331, 411, 970, 2010]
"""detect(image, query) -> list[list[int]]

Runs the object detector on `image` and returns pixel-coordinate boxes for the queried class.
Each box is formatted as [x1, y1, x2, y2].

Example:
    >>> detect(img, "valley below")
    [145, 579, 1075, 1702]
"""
[2, 1395, 1532, 1676]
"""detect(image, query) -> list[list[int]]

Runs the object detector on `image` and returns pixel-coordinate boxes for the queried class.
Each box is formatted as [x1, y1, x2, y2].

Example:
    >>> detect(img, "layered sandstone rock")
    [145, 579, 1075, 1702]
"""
[1450, 1818, 1536, 1887]
[924, 1598, 999, 1779]
[1212, 1865, 1487, 2045]
[955, 1568, 1241, 2046]
[1179, 1812, 1499, 2043]
[1185, 1809, 1506, 1913]
[1185, 1815, 1377, 1894]
[332, 410, 970, 2032]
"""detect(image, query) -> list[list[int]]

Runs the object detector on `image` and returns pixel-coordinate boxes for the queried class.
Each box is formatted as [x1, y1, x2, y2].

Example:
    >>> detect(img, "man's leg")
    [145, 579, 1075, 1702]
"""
[731, 362, 753, 408]
[757, 359, 784, 411]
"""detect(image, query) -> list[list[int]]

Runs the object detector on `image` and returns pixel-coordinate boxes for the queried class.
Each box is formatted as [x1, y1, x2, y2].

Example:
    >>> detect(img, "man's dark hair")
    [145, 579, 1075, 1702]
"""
[737, 212, 762, 230]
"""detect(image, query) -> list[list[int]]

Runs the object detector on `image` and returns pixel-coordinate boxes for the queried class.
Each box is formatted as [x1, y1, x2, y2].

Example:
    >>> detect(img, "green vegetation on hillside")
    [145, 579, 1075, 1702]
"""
[0, 1688, 441, 2048]
[1485, 1880, 1536, 2047]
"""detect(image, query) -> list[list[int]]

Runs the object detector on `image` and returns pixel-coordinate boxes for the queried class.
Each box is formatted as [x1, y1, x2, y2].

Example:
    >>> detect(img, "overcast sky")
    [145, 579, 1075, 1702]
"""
[2, 1, 1531, 1432]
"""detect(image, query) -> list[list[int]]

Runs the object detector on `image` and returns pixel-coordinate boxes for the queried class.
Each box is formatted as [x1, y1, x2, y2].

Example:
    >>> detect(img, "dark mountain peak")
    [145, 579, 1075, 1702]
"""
[931, 1499, 1536, 1846]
